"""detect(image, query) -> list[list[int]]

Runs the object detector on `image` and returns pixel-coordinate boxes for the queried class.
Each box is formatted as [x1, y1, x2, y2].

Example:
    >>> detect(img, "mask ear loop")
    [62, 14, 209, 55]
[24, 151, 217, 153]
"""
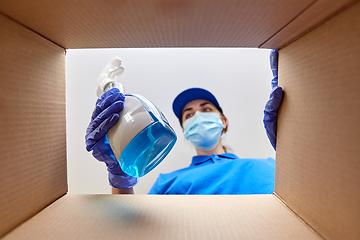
[219, 114, 228, 135]
[219, 115, 231, 153]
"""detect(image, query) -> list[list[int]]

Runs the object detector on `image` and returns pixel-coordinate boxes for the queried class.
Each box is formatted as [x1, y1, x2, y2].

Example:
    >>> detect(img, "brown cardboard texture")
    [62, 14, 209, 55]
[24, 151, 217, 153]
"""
[276, 2, 360, 239]
[261, 0, 356, 48]
[0, 14, 67, 237]
[2, 195, 321, 240]
[0, 0, 355, 49]
[0, 0, 359, 239]
[0, 0, 337, 49]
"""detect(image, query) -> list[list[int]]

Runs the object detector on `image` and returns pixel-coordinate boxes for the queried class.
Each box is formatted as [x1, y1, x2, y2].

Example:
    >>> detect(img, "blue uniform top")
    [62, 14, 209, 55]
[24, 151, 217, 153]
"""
[148, 153, 275, 195]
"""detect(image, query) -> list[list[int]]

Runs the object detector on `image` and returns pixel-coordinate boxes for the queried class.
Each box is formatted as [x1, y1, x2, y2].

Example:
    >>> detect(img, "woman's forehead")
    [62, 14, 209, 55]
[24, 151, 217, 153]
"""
[182, 99, 213, 112]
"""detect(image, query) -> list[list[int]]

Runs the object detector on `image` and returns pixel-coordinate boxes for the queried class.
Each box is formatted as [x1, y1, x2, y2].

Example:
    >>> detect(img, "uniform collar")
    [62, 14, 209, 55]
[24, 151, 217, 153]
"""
[190, 153, 237, 166]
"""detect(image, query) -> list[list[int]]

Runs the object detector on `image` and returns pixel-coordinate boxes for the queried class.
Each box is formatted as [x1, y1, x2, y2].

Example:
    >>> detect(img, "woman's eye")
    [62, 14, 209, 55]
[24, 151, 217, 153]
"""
[204, 108, 211, 112]
[185, 113, 194, 119]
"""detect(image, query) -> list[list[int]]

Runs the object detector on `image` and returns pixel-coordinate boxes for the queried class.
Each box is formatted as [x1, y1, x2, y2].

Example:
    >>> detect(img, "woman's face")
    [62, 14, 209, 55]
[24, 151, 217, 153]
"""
[181, 99, 227, 130]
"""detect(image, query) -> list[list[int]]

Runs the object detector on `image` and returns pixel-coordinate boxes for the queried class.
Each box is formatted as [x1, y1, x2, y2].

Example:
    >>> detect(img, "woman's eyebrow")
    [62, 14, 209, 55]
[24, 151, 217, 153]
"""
[200, 102, 212, 107]
[182, 107, 193, 114]
[183, 101, 212, 115]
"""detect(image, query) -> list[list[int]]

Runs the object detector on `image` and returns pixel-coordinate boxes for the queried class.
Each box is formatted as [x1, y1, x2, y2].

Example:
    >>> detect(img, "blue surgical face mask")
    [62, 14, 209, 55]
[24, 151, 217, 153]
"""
[183, 111, 224, 151]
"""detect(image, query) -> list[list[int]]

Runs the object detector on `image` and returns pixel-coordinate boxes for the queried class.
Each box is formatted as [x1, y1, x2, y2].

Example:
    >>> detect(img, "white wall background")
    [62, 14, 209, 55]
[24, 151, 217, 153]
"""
[65, 48, 275, 194]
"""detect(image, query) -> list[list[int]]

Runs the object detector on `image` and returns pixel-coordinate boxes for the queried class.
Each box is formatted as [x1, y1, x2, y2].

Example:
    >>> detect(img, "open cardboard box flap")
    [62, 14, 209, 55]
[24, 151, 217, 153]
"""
[1, 195, 322, 240]
[0, 0, 359, 239]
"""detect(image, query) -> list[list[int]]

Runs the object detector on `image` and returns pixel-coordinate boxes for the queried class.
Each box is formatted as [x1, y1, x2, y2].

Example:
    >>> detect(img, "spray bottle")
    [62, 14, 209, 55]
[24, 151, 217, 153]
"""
[96, 56, 177, 178]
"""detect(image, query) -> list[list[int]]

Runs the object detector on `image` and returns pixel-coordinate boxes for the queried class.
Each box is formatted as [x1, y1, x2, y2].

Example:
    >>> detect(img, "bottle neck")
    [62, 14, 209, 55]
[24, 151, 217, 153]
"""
[104, 82, 124, 94]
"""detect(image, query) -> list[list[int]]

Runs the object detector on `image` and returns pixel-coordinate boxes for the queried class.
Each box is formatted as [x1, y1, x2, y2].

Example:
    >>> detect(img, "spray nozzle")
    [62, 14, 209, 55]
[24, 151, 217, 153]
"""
[96, 56, 125, 97]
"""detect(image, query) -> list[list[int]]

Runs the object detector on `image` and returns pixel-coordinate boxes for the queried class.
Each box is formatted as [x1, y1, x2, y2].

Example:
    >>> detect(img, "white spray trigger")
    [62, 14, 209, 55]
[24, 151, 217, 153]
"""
[96, 56, 125, 97]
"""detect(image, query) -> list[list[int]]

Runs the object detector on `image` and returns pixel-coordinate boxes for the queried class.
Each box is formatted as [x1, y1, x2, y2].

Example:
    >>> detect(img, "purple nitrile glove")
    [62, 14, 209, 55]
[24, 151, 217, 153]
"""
[85, 88, 138, 189]
[264, 50, 283, 150]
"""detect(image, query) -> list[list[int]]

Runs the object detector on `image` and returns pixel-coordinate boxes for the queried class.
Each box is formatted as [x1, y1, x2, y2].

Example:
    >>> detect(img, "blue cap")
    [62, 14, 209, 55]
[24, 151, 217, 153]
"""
[172, 88, 222, 124]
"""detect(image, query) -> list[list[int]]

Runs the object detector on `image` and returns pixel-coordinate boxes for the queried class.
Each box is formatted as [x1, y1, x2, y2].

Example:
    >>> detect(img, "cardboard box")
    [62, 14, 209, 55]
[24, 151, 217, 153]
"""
[0, 0, 359, 239]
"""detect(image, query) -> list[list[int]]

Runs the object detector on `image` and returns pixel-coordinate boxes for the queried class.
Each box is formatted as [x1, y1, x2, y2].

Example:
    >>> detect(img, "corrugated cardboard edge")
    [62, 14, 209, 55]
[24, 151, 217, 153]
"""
[260, 0, 359, 49]
[273, 193, 325, 240]
[0, 10, 63, 49]
[0, 13, 67, 237]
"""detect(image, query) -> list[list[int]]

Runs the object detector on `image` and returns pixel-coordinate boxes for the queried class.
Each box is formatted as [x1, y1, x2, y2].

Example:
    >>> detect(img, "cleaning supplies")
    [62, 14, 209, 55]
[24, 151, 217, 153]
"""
[96, 56, 177, 178]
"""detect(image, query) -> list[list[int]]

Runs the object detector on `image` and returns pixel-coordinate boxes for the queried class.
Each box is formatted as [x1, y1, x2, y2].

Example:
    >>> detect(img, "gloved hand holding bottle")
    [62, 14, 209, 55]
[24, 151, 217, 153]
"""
[85, 88, 138, 191]
[263, 50, 283, 150]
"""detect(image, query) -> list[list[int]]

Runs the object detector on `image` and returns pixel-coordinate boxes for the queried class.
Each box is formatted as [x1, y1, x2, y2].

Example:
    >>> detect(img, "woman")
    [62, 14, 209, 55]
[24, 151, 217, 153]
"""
[149, 87, 276, 194]
[85, 50, 283, 194]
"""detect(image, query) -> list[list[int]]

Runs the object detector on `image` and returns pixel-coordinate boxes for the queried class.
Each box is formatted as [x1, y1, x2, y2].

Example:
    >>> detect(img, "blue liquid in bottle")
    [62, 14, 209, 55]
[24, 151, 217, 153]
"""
[119, 121, 176, 177]
[117, 94, 177, 178]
